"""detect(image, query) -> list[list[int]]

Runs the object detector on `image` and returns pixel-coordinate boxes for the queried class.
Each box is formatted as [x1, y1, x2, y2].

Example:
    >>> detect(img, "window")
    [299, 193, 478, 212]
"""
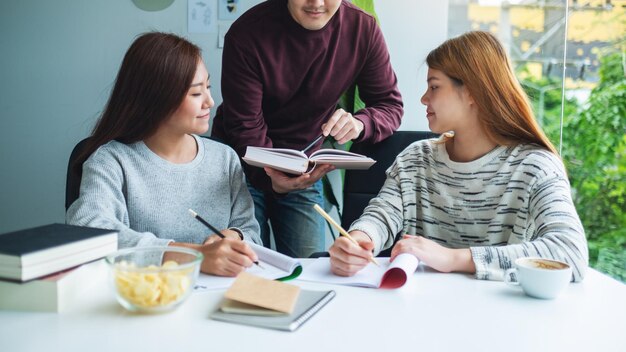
[448, 0, 626, 282]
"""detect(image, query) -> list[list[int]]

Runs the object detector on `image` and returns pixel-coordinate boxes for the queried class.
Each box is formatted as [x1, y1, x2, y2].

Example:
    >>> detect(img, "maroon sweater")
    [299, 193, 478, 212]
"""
[212, 0, 403, 193]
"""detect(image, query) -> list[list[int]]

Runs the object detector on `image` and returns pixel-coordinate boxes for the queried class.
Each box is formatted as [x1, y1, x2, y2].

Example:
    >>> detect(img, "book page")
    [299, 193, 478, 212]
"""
[247, 146, 307, 159]
[379, 253, 419, 289]
[310, 148, 367, 158]
[297, 258, 388, 288]
[297, 254, 418, 289]
[308, 149, 376, 169]
[194, 244, 302, 291]
[195, 262, 291, 291]
[250, 243, 301, 273]
[243, 146, 376, 173]
[243, 147, 310, 174]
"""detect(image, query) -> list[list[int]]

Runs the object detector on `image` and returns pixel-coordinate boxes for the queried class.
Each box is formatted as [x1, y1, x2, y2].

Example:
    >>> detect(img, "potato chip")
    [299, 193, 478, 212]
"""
[114, 261, 192, 308]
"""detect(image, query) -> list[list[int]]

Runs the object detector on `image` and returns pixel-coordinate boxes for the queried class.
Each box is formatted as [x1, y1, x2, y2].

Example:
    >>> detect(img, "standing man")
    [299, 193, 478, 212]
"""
[212, 0, 403, 258]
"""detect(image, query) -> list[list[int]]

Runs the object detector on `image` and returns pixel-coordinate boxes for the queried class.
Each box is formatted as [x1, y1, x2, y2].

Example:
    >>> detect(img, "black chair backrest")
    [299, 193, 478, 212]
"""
[341, 131, 438, 230]
[65, 137, 91, 210]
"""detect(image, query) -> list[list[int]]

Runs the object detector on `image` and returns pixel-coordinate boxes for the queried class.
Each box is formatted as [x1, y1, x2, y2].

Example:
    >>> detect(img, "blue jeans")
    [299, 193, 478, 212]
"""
[247, 180, 326, 258]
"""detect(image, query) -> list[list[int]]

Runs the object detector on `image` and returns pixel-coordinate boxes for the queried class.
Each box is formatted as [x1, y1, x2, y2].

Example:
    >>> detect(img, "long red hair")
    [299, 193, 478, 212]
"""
[426, 31, 557, 154]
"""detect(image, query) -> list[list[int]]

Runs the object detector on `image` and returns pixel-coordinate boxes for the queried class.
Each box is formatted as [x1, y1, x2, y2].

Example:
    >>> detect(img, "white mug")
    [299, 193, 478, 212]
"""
[504, 257, 572, 299]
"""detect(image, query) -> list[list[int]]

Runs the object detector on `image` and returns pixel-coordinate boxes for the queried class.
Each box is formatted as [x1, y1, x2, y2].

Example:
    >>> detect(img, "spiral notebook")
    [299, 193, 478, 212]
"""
[210, 289, 336, 332]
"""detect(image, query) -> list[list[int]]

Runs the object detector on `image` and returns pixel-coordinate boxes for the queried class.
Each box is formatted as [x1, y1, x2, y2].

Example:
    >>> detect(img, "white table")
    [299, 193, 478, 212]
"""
[1, 260, 625, 352]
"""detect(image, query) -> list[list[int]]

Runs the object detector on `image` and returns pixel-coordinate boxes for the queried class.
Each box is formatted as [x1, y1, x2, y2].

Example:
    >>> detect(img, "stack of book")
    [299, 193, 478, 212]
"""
[0, 223, 118, 312]
[210, 272, 336, 332]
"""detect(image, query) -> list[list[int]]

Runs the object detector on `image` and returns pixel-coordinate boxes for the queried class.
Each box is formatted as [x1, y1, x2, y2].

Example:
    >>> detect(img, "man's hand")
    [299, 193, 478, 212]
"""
[265, 164, 334, 194]
[329, 230, 375, 276]
[322, 108, 364, 144]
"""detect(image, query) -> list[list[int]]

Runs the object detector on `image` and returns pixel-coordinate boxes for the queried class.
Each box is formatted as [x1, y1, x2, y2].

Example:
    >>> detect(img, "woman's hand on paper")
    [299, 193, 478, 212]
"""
[322, 108, 364, 144]
[202, 229, 240, 245]
[391, 235, 475, 274]
[218, 228, 243, 241]
[265, 165, 334, 194]
[171, 239, 258, 277]
[329, 230, 375, 276]
[200, 238, 259, 276]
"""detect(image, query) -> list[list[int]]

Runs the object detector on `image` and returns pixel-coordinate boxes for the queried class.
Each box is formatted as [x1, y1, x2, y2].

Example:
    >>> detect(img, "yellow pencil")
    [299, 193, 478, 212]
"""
[313, 204, 379, 266]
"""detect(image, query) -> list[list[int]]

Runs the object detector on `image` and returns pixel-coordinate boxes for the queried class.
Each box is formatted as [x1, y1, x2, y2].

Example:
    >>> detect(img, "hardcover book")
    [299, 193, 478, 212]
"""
[0, 260, 106, 312]
[0, 223, 118, 281]
[242, 146, 376, 174]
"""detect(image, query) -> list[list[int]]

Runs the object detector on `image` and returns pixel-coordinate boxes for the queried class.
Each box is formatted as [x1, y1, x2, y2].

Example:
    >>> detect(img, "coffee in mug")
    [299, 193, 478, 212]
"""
[504, 257, 572, 299]
[527, 259, 569, 270]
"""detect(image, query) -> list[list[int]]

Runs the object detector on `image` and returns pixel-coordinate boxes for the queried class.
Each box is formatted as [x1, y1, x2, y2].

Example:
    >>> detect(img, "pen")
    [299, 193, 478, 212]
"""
[312, 204, 380, 266]
[301, 134, 324, 154]
[188, 209, 263, 268]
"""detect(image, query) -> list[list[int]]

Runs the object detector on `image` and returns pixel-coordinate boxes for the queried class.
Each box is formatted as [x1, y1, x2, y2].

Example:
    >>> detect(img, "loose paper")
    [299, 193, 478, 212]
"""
[225, 272, 301, 314]
[188, 0, 213, 33]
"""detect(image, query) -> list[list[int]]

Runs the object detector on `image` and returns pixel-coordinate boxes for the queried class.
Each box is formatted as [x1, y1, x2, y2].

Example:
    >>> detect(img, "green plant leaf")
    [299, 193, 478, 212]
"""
[352, 0, 378, 23]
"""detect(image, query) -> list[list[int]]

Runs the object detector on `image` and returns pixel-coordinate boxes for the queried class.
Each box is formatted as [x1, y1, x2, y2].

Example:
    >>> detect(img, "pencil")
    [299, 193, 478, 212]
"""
[189, 209, 224, 238]
[188, 209, 263, 268]
[301, 134, 324, 153]
[312, 204, 379, 266]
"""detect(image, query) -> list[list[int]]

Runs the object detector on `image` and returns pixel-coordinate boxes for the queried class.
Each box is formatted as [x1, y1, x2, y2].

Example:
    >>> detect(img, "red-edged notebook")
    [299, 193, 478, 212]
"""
[298, 253, 419, 289]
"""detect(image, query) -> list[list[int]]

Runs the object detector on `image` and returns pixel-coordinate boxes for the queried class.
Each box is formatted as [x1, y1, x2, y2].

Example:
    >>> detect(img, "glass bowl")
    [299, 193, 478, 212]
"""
[105, 246, 203, 313]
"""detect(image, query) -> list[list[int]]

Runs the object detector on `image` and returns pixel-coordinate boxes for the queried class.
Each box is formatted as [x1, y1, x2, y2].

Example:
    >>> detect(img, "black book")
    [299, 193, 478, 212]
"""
[0, 223, 118, 281]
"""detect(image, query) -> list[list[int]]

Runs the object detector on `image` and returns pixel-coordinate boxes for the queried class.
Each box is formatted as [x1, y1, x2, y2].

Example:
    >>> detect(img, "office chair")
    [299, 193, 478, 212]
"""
[65, 137, 91, 210]
[310, 130, 438, 258]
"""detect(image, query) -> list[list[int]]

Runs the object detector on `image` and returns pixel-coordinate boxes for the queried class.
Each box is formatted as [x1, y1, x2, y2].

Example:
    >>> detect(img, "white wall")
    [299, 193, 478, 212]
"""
[376, 1, 447, 131]
[0, 0, 447, 233]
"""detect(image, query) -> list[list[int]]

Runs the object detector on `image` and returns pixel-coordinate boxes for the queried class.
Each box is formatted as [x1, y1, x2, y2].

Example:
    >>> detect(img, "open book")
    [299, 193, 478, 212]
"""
[242, 146, 376, 175]
[194, 243, 302, 291]
[298, 253, 419, 289]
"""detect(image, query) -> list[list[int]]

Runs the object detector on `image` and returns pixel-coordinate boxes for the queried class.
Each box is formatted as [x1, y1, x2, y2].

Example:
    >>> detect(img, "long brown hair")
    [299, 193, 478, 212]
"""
[74, 32, 202, 170]
[426, 31, 557, 155]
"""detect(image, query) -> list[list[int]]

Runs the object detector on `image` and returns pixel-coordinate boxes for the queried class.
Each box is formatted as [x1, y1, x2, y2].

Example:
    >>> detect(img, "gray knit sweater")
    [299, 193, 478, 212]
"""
[66, 135, 261, 248]
[349, 139, 588, 281]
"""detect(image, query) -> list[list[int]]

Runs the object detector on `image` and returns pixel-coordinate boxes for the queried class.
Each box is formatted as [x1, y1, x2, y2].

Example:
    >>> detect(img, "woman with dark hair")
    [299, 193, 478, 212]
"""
[328, 31, 588, 282]
[67, 32, 261, 277]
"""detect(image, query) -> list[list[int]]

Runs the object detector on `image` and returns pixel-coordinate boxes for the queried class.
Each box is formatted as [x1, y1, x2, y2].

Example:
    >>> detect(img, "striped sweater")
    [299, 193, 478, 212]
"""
[349, 139, 588, 281]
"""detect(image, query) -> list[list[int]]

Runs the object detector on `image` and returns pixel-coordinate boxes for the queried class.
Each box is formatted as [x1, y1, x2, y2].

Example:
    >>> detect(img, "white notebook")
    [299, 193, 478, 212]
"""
[297, 254, 419, 289]
[194, 243, 302, 291]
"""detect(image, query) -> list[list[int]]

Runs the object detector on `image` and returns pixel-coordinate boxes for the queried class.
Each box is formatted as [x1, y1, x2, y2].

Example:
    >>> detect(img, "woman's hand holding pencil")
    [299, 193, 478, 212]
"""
[327, 230, 377, 277]
[313, 204, 379, 276]
[177, 209, 263, 276]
